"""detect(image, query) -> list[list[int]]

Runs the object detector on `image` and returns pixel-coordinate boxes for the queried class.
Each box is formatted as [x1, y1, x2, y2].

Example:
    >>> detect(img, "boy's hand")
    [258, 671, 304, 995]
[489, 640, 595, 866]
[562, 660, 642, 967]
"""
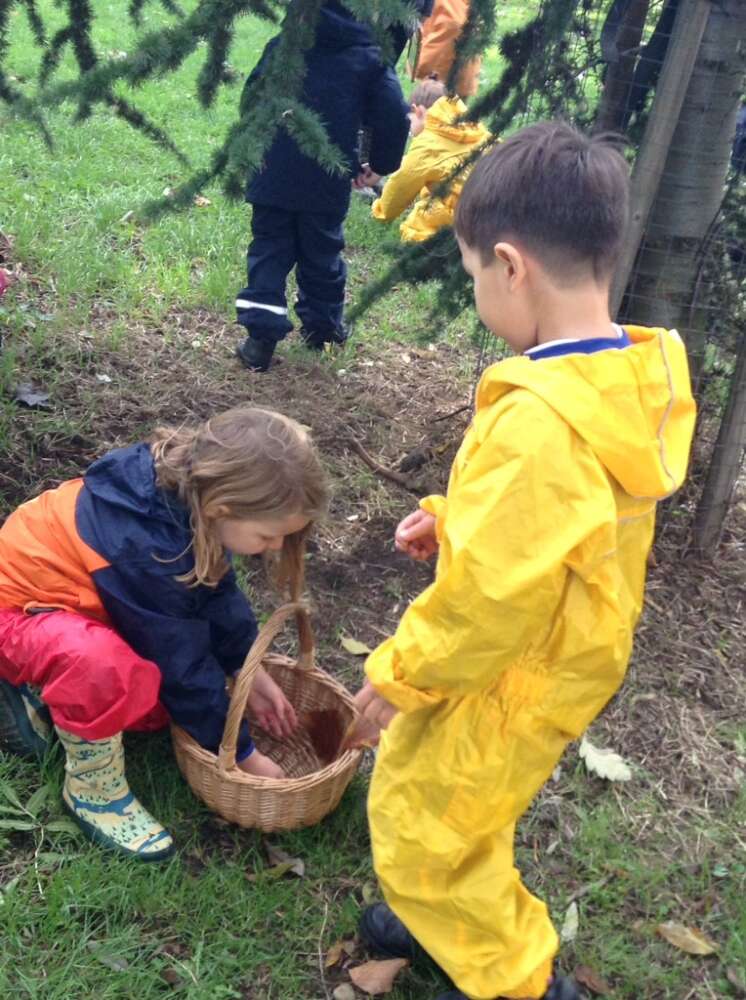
[395, 508, 438, 561]
[343, 681, 397, 749]
[246, 666, 298, 740]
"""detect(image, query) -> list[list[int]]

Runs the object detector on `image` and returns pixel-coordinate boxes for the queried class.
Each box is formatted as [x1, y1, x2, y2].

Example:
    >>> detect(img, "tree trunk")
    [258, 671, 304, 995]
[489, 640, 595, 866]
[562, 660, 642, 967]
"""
[622, 0, 746, 386]
[692, 330, 746, 554]
[595, 0, 651, 133]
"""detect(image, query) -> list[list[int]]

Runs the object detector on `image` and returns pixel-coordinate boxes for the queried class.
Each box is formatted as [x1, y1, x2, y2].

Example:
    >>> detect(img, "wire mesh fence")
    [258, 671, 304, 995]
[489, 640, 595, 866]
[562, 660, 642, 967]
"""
[470, 0, 745, 554]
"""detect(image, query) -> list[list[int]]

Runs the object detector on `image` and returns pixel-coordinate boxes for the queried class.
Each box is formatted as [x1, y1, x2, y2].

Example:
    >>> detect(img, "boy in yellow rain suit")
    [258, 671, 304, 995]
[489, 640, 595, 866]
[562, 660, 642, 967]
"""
[372, 76, 491, 243]
[348, 121, 696, 1000]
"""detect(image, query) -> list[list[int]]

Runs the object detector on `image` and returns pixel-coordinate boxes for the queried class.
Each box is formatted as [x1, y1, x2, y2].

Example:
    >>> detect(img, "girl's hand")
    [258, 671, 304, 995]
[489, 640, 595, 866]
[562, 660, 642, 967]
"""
[352, 164, 381, 189]
[343, 681, 397, 749]
[395, 508, 438, 561]
[246, 667, 298, 740]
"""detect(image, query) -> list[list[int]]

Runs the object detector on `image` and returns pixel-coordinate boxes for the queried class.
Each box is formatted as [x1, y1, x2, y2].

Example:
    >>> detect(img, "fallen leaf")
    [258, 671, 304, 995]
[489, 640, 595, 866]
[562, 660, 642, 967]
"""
[560, 901, 579, 944]
[119, 210, 135, 224]
[340, 636, 372, 656]
[95, 373, 112, 384]
[656, 921, 718, 955]
[349, 958, 408, 995]
[726, 966, 746, 995]
[574, 964, 611, 994]
[13, 382, 51, 410]
[265, 843, 305, 877]
[325, 938, 356, 968]
[162, 187, 175, 198]
[332, 985, 356, 1000]
[361, 881, 378, 905]
[0, 873, 22, 903]
[86, 940, 129, 971]
[193, 195, 211, 207]
[160, 967, 183, 988]
[579, 736, 632, 782]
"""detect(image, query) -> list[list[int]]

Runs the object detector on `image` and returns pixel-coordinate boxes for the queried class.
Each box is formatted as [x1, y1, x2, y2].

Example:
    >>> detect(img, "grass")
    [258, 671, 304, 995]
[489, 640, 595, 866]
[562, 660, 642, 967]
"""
[2, 1, 746, 998]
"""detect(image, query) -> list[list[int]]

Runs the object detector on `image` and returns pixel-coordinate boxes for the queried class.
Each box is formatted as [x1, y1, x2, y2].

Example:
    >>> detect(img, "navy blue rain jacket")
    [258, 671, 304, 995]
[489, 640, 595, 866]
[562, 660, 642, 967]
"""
[244, 1, 410, 215]
[77, 444, 258, 761]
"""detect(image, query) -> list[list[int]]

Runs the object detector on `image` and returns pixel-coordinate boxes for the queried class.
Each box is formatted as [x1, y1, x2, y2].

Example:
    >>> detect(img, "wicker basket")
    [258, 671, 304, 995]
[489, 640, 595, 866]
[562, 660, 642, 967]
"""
[171, 602, 363, 831]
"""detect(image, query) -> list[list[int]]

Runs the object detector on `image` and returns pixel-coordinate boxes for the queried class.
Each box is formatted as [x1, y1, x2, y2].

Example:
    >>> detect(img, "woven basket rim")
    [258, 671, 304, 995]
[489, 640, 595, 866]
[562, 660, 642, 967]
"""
[172, 725, 362, 788]
[171, 654, 362, 789]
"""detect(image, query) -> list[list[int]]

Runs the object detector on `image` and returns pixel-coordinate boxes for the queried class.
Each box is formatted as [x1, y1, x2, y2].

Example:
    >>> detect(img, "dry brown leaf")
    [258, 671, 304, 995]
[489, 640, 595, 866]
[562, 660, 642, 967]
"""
[656, 921, 718, 955]
[265, 843, 305, 877]
[349, 958, 408, 995]
[560, 901, 579, 943]
[193, 195, 211, 207]
[574, 964, 611, 995]
[325, 938, 356, 968]
[340, 636, 372, 656]
[332, 986, 356, 1000]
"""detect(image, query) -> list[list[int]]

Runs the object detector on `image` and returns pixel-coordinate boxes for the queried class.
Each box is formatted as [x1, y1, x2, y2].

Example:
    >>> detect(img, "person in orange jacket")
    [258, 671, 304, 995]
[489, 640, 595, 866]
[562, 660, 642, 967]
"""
[414, 0, 482, 99]
[346, 122, 696, 999]
[372, 75, 491, 242]
[0, 407, 327, 859]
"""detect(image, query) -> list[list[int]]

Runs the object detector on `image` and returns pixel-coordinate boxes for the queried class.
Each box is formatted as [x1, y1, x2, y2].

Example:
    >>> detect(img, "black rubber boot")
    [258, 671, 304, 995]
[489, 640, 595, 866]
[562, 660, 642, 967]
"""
[299, 324, 348, 351]
[434, 975, 579, 1000]
[359, 903, 422, 961]
[236, 337, 275, 372]
[0, 680, 53, 759]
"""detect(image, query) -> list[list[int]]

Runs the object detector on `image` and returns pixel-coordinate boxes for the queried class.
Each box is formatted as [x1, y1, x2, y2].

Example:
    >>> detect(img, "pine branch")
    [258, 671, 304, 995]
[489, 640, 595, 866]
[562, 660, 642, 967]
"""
[129, 0, 185, 29]
[0, 0, 52, 143]
[105, 92, 191, 166]
[22, 0, 45, 46]
[447, 0, 497, 94]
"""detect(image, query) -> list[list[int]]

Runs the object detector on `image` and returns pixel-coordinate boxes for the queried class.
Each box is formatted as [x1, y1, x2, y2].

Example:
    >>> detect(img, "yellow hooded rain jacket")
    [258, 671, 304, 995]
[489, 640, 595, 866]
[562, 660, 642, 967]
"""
[372, 96, 491, 242]
[366, 326, 696, 999]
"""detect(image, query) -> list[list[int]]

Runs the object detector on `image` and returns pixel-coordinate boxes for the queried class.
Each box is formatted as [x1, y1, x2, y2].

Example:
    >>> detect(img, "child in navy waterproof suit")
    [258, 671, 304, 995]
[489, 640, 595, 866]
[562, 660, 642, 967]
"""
[235, 1, 410, 372]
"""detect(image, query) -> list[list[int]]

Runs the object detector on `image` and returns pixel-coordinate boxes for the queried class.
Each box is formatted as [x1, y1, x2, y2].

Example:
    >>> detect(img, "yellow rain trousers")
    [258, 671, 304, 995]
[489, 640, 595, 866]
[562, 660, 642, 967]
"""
[366, 326, 696, 999]
[372, 97, 491, 242]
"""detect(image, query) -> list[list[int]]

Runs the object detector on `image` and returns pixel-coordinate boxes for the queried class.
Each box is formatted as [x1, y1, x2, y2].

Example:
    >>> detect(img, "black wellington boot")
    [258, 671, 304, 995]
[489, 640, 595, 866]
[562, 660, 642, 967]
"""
[236, 337, 275, 372]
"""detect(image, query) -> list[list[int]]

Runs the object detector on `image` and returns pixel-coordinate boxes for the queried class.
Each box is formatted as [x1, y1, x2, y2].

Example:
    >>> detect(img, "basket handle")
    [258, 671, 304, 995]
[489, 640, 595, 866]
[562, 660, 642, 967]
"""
[218, 601, 314, 772]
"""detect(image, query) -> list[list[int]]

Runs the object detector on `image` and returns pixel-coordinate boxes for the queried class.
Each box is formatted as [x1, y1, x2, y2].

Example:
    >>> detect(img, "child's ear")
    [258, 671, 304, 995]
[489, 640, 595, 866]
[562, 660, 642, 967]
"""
[493, 242, 526, 287]
[205, 503, 232, 522]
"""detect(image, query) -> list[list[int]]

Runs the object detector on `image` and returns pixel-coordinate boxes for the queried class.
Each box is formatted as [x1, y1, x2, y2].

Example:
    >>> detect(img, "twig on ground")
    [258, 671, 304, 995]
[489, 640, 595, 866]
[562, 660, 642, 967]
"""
[318, 900, 331, 1000]
[432, 402, 471, 422]
[349, 437, 414, 490]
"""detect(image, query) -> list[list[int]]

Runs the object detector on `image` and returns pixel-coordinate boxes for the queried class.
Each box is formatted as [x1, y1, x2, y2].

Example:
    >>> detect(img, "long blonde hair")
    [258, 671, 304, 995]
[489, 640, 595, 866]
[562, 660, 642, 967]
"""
[151, 407, 328, 594]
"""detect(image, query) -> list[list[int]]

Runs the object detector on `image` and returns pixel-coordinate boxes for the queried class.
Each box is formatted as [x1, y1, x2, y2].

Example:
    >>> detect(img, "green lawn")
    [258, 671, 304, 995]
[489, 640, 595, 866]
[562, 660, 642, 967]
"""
[1, 2, 745, 999]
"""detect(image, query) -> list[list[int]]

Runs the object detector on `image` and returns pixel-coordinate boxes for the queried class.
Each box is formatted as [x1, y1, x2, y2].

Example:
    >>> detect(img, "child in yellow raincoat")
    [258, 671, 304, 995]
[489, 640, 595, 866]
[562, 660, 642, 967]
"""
[348, 121, 696, 1000]
[371, 76, 490, 242]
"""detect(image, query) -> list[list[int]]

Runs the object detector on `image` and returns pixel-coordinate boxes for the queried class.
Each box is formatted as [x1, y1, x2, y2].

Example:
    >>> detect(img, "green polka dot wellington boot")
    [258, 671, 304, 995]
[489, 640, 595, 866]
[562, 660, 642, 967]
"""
[55, 727, 174, 861]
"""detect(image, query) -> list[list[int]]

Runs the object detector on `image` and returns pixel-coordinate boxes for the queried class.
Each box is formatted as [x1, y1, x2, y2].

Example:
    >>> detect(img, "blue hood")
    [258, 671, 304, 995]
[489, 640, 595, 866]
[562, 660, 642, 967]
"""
[316, 2, 377, 49]
[84, 443, 189, 531]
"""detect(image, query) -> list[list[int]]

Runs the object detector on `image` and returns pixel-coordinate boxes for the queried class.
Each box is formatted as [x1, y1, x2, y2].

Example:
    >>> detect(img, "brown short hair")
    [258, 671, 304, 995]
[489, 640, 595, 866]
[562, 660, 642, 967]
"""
[455, 120, 629, 282]
[410, 75, 446, 109]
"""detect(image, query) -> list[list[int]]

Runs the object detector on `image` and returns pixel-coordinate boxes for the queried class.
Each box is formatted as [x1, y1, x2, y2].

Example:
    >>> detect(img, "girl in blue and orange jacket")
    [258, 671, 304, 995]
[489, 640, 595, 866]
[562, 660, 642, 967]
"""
[0, 406, 328, 860]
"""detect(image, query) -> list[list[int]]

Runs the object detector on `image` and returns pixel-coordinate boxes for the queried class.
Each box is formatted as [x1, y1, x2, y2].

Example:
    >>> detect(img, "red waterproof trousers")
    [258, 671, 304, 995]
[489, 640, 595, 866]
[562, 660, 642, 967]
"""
[0, 608, 168, 738]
